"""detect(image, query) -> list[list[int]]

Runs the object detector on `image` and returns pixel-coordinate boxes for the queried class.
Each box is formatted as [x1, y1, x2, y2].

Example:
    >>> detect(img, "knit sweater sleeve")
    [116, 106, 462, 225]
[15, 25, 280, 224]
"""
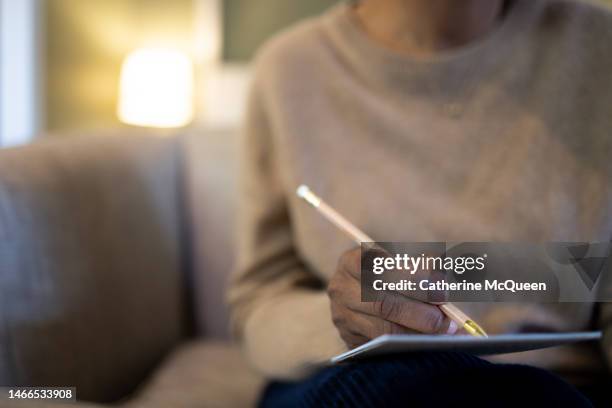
[227, 67, 346, 380]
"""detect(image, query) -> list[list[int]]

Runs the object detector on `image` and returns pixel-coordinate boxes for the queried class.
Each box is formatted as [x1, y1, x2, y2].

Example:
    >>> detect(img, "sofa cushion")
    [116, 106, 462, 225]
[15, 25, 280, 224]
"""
[122, 341, 265, 408]
[183, 130, 239, 339]
[0, 134, 188, 402]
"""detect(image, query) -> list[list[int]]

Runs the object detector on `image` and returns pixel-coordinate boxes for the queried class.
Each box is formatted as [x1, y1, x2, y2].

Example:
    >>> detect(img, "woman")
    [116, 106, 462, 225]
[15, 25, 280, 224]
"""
[230, 0, 612, 406]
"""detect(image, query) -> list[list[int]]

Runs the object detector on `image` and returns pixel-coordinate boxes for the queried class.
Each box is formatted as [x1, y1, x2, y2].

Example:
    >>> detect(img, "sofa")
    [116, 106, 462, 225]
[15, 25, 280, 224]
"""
[0, 131, 265, 407]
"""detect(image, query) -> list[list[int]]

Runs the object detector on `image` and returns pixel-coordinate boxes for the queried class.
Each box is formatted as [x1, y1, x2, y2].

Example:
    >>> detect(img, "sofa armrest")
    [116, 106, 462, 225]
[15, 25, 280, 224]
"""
[0, 133, 189, 403]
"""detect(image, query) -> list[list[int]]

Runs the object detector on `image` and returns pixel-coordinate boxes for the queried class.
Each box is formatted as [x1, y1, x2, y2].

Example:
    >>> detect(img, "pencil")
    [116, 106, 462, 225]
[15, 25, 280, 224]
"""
[296, 184, 488, 338]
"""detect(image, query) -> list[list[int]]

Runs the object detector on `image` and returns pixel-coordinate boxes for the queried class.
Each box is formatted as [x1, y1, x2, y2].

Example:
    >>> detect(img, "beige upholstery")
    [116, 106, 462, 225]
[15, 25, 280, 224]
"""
[183, 130, 239, 339]
[122, 341, 264, 408]
[0, 131, 264, 407]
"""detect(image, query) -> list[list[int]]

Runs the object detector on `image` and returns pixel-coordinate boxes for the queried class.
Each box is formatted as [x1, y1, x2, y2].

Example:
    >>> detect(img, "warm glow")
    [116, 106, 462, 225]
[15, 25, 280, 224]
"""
[118, 47, 194, 128]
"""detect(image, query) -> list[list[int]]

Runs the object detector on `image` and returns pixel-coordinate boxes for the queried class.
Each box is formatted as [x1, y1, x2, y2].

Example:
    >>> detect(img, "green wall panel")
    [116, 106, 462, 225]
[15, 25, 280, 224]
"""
[223, 0, 338, 62]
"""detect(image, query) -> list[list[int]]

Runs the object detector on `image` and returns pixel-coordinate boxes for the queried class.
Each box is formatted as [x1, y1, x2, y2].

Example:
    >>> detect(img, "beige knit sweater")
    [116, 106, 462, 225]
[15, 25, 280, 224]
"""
[229, 0, 612, 381]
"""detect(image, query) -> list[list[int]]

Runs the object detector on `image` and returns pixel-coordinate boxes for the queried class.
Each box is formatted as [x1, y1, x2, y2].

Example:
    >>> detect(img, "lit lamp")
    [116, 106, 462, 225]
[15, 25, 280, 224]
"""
[118, 47, 194, 128]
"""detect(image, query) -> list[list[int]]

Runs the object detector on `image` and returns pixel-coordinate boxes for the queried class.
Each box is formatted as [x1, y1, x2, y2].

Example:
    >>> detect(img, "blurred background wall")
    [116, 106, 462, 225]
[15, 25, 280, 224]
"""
[223, 0, 336, 61]
[45, 0, 194, 132]
[40, 0, 335, 136]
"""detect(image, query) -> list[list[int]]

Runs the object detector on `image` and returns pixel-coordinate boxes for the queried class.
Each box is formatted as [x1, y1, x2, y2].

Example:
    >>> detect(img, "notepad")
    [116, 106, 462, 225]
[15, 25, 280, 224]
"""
[331, 331, 602, 363]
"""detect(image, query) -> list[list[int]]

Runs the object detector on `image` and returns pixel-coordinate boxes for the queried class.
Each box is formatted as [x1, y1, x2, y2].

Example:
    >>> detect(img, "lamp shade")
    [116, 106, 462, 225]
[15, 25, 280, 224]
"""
[118, 48, 194, 128]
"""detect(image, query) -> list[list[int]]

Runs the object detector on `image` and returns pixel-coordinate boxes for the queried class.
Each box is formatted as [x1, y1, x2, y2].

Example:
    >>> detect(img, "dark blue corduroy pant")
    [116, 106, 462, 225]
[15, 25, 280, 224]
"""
[259, 352, 593, 408]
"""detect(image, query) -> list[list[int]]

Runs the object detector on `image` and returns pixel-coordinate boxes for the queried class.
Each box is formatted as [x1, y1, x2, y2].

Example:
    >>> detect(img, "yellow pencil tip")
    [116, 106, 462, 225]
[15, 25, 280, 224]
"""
[464, 320, 488, 337]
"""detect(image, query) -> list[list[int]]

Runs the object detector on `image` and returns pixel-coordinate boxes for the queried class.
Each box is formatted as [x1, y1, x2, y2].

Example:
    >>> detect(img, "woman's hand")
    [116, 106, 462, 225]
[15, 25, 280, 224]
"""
[328, 247, 458, 349]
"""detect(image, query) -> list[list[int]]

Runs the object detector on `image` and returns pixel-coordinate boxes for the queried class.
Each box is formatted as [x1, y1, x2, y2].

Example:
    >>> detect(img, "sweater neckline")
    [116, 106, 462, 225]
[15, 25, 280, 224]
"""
[322, 0, 542, 93]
